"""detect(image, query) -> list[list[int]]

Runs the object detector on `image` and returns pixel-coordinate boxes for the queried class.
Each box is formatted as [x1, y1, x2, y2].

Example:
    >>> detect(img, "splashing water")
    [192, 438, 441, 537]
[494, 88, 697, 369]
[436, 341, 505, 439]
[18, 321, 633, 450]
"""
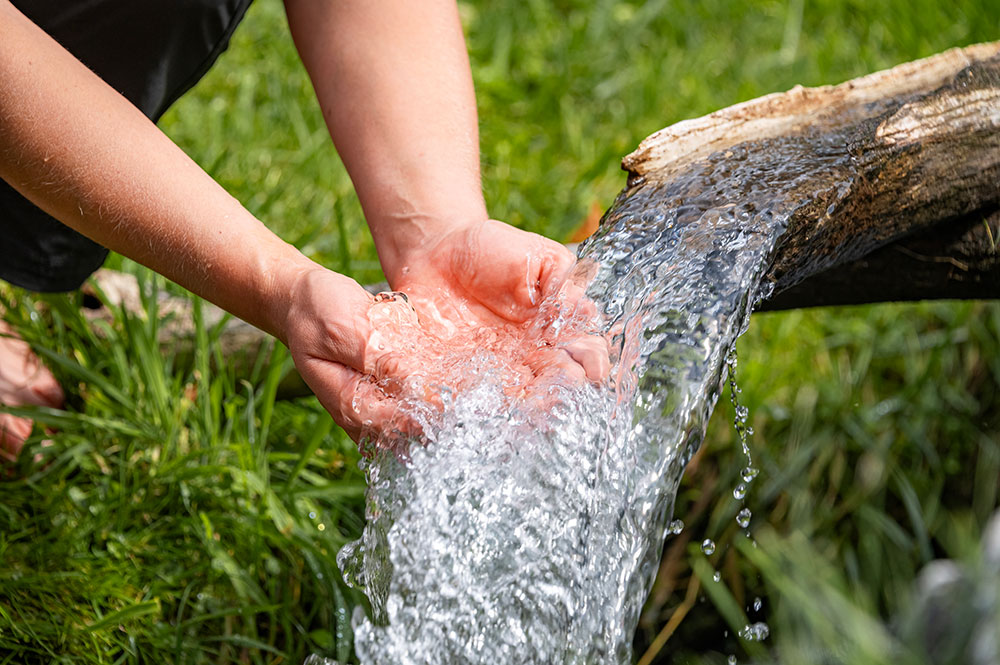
[317, 131, 855, 664]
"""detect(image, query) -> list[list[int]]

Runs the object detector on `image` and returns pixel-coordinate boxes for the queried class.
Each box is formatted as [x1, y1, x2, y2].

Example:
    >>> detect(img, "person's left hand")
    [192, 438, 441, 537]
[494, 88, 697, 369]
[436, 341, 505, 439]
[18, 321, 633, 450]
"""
[381, 219, 610, 391]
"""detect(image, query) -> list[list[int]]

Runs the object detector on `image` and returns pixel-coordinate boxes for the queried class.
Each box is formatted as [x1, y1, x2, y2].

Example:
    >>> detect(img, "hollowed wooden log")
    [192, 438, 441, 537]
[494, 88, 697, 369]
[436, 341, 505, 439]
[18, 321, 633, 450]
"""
[617, 42, 1000, 310]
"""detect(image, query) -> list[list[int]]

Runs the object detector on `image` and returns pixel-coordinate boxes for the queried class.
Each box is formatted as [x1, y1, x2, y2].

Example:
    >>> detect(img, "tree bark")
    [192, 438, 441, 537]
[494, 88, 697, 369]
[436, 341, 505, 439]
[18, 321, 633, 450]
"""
[760, 208, 1000, 310]
[617, 41, 1000, 310]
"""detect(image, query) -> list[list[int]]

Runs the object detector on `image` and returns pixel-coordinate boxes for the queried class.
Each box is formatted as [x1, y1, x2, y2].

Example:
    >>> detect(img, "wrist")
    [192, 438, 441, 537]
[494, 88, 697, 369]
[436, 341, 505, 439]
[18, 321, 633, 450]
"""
[371, 207, 488, 286]
[271, 258, 375, 372]
[258, 244, 326, 345]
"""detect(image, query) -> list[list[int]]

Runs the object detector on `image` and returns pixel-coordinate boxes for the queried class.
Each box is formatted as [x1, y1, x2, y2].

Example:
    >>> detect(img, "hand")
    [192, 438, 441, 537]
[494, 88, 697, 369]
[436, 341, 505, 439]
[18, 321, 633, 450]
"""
[280, 223, 609, 446]
[280, 266, 486, 444]
[385, 219, 609, 389]
[280, 268, 411, 442]
[389, 219, 574, 325]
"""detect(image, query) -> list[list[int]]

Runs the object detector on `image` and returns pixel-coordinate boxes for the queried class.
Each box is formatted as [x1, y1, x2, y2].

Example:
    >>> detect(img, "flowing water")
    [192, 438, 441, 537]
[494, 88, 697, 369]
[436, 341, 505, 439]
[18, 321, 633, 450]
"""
[313, 129, 856, 664]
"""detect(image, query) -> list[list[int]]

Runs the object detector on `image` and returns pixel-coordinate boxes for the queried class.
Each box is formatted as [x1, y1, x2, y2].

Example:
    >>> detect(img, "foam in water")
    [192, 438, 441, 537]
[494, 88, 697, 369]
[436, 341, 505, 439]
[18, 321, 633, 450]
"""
[315, 131, 855, 664]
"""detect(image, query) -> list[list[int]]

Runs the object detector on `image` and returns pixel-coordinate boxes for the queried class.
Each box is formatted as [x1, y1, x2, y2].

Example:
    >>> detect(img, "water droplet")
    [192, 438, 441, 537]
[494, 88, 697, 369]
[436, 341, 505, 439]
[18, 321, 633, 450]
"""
[753, 596, 763, 612]
[308, 511, 317, 520]
[317, 523, 326, 531]
[712, 571, 721, 582]
[733, 483, 747, 500]
[702, 539, 716, 555]
[736, 508, 752, 528]
[728, 656, 737, 665]
[739, 622, 769, 641]
[741, 466, 759, 482]
[668, 519, 684, 535]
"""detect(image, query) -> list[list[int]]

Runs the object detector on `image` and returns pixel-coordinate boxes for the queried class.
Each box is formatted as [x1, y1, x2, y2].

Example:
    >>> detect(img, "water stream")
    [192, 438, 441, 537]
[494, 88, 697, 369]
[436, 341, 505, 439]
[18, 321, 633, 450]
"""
[315, 129, 856, 664]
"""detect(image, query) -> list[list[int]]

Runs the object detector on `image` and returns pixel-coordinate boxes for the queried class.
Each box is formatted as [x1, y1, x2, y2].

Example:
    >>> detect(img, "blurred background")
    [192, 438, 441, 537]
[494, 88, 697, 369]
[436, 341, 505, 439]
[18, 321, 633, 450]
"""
[1, 0, 998, 662]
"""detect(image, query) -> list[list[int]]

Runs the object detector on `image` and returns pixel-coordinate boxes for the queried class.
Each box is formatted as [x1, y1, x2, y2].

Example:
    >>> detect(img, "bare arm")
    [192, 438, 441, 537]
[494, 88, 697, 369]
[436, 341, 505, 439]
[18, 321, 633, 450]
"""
[0, 0, 600, 440]
[0, 0, 369, 347]
[282, 0, 602, 384]
[0, 1, 399, 436]
[283, 0, 490, 284]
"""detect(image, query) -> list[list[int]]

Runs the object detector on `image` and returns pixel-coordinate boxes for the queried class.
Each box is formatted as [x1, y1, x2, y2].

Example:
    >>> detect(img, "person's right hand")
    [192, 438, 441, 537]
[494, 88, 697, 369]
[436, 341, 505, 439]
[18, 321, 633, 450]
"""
[280, 266, 471, 444]
[279, 267, 404, 442]
[382, 219, 610, 390]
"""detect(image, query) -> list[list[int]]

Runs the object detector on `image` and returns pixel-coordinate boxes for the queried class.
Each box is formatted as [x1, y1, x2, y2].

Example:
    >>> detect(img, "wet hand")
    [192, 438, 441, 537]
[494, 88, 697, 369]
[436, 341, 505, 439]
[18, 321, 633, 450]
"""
[280, 268, 428, 442]
[281, 223, 610, 445]
[385, 219, 609, 388]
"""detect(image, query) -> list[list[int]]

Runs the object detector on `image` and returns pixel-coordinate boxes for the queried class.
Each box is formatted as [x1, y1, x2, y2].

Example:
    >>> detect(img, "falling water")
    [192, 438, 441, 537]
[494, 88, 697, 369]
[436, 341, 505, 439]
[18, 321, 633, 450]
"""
[314, 129, 856, 664]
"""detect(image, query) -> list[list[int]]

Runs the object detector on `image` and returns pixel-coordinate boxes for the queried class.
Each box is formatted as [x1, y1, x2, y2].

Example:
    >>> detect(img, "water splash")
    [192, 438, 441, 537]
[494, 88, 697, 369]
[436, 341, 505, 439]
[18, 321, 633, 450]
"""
[739, 622, 770, 642]
[321, 130, 855, 664]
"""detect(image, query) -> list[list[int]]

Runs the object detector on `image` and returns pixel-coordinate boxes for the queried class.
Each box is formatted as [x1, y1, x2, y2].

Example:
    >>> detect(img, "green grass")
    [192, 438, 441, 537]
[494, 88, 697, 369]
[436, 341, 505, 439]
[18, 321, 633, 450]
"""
[2, 0, 999, 663]
[1, 275, 367, 663]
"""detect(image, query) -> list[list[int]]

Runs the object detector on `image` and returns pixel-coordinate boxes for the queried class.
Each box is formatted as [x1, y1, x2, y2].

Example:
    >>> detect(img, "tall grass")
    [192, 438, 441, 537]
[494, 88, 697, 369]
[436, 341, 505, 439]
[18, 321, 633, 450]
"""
[1, 0, 998, 662]
[640, 302, 1000, 664]
[1, 273, 366, 663]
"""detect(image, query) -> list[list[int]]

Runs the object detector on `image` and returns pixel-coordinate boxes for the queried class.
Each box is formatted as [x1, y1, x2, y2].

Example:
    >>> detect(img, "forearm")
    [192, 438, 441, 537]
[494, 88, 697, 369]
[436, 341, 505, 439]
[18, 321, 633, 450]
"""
[284, 0, 488, 283]
[0, 1, 326, 342]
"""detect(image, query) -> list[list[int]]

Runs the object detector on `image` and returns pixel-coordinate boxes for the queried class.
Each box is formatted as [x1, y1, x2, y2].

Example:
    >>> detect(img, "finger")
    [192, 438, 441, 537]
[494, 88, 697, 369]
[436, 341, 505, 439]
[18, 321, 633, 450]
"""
[522, 345, 589, 386]
[529, 257, 603, 337]
[298, 355, 422, 447]
[353, 377, 424, 449]
[297, 356, 381, 440]
[535, 237, 577, 297]
[562, 335, 611, 383]
[519, 348, 590, 414]
[363, 292, 432, 382]
[0, 413, 32, 461]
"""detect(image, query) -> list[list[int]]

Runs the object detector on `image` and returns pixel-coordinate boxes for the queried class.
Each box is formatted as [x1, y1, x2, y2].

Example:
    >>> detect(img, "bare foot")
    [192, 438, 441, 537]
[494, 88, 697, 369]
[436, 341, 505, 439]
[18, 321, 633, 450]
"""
[0, 319, 64, 462]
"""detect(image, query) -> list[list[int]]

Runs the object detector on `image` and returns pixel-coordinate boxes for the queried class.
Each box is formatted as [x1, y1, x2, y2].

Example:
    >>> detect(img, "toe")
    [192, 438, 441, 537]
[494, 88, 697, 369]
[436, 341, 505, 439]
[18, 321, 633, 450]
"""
[30, 370, 65, 408]
[0, 413, 33, 461]
[0, 321, 65, 408]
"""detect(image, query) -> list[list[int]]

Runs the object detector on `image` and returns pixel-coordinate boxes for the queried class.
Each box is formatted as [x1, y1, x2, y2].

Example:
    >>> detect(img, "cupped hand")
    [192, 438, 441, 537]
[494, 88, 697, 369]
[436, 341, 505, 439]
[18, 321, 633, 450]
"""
[281, 222, 610, 446]
[384, 219, 610, 388]
[280, 268, 422, 442]
[389, 219, 574, 326]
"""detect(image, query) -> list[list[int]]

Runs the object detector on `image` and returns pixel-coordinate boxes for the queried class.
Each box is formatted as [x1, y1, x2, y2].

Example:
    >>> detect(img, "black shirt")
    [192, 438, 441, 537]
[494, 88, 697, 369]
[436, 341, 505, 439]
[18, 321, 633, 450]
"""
[2, 0, 254, 292]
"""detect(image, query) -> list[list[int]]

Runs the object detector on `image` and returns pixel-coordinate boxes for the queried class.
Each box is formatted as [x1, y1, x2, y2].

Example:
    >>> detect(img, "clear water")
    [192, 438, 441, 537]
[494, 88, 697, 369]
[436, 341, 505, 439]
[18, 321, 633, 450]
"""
[319, 131, 855, 664]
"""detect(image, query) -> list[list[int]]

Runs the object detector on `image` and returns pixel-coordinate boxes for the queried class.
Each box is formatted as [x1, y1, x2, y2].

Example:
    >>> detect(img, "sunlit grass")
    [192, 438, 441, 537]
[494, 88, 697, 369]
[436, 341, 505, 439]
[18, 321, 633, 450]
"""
[1, 269, 366, 663]
[2, 0, 998, 662]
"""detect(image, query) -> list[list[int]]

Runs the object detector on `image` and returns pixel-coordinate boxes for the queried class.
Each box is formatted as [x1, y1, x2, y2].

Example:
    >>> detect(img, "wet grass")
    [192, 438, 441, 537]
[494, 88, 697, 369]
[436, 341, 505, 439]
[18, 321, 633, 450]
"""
[2, 0, 999, 662]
